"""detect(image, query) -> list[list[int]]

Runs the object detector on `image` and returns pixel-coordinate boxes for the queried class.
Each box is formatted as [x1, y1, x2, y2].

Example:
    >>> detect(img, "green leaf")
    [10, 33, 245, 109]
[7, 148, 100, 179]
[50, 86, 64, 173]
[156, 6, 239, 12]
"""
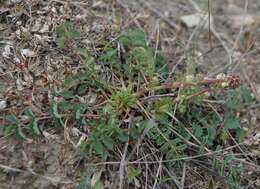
[51, 101, 65, 127]
[193, 124, 203, 137]
[92, 181, 104, 189]
[236, 128, 246, 142]
[224, 117, 240, 129]
[99, 48, 119, 66]
[119, 30, 147, 47]
[16, 125, 26, 139]
[155, 52, 169, 78]
[117, 130, 128, 142]
[58, 101, 74, 111]
[75, 106, 83, 120]
[207, 127, 216, 140]
[77, 167, 96, 189]
[3, 124, 17, 136]
[75, 48, 89, 57]
[226, 90, 240, 110]
[154, 98, 173, 114]
[58, 90, 75, 99]
[103, 136, 114, 150]
[64, 73, 86, 86]
[142, 119, 157, 130]
[25, 108, 40, 136]
[224, 154, 235, 163]
[102, 105, 113, 114]
[56, 21, 80, 49]
[208, 177, 216, 189]
[240, 86, 253, 104]
[77, 84, 89, 95]
[29, 119, 41, 136]
[56, 21, 79, 38]
[25, 107, 35, 118]
[5, 115, 21, 137]
[127, 166, 141, 183]
[93, 141, 105, 155]
[178, 144, 188, 151]
[56, 36, 67, 49]
[68, 30, 80, 39]
[6, 114, 19, 124]
[127, 47, 155, 76]
[75, 48, 95, 66]
[51, 101, 61, 119]
[160, 142, 170, 153]
[56, 25, 66, 36]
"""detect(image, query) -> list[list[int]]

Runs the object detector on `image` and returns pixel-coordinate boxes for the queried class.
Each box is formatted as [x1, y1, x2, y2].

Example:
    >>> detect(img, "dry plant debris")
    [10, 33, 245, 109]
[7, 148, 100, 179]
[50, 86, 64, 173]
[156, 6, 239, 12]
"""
[0, 0, 260, 189]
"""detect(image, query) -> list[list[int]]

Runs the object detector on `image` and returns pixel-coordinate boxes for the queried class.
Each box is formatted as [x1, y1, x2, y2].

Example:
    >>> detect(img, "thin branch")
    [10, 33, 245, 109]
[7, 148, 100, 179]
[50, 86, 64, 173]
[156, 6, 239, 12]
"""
[84, 140, 251, 166]
[0, 164, 74, 184]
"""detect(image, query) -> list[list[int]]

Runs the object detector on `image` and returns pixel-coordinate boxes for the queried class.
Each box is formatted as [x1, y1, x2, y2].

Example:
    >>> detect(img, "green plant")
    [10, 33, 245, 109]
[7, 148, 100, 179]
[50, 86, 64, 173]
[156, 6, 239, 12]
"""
[2, 108, 42, 139]
[127, 166, 141, 184]
[25, 107, 41, 136]
[56, 21, 80, 49]
[3, 114, 26, 139]
[53, 27, 253, 188]
[3, 22, 254, 188]
[110, 86, 137, 114]
[80, 117, 127, 159]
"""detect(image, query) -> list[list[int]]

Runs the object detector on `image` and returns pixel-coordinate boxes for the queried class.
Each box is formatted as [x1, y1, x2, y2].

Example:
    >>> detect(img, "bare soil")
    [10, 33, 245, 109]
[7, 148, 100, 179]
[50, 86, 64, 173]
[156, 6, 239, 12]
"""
[0, 0, 259, 188]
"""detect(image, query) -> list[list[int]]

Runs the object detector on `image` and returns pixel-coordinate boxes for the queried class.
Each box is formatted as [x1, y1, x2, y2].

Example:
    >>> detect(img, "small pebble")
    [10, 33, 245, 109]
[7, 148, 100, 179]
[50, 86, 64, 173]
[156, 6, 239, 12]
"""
[0, 100, 7, 110]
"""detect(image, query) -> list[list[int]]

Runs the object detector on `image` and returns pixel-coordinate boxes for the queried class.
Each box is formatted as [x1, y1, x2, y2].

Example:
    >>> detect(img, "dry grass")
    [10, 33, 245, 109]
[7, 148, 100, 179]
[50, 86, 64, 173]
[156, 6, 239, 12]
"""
[0, 0, 260, 188]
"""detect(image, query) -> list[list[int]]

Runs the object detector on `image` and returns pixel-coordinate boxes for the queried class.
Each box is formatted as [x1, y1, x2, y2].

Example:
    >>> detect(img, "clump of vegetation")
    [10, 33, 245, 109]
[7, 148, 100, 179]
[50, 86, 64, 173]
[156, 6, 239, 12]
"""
[2, 21, 254, 188]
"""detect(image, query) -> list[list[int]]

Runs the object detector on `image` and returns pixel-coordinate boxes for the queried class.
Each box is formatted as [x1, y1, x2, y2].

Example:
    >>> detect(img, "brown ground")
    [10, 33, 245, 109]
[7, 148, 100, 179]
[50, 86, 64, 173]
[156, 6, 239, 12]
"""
[0, 0, 259, 188]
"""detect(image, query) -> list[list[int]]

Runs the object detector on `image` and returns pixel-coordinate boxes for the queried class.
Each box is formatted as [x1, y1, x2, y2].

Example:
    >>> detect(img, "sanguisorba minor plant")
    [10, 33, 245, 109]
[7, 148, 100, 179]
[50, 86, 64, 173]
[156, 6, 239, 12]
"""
[2, 21, 254, 188]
